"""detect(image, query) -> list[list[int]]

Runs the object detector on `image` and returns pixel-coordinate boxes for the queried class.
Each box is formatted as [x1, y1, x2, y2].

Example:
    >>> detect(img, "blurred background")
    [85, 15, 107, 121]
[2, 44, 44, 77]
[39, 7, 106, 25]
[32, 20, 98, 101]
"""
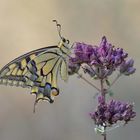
[0, 0, 139, 140]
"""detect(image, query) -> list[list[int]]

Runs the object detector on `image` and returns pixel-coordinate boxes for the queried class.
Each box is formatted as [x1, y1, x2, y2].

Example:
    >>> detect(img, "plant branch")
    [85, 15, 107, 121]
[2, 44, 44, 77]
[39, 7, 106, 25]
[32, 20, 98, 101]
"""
[100, 79, 107, 140]
[100, 79, 105, 97]
[107, 73, 121, 91]
[76, 72, 101, 92]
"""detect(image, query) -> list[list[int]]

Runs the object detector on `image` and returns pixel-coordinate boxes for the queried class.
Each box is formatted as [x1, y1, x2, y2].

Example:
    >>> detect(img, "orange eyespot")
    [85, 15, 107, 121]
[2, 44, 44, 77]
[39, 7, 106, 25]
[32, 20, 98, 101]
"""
[51, 88, 59, 96]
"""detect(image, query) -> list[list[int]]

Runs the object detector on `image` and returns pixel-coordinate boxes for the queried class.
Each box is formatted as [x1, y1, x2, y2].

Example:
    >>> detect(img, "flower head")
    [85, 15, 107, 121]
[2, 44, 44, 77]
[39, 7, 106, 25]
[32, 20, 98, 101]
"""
[68, 36, 136, 78]
[89, 96, 136, 127]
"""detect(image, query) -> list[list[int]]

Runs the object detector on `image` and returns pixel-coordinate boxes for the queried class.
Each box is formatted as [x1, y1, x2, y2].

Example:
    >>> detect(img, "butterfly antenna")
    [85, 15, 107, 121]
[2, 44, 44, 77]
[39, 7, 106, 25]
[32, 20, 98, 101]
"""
[52, 20, 62, 39]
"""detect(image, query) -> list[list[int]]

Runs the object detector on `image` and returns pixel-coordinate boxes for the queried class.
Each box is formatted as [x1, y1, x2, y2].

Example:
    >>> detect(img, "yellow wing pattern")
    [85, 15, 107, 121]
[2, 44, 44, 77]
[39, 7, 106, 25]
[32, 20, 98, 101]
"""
[0, 46, 68, 105]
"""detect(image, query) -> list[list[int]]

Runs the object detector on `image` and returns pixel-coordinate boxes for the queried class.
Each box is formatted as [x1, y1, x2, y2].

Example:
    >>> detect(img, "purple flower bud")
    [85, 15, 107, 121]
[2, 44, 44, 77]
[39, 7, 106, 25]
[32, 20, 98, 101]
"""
[90, 60, 100, 66]
[131, 112, 136, 118]
[104, 112, 111, 119]
[126, 59, 134, 67]
[112, 113, 121, 123]
[119, 59, 136, 75]
[98, 96, 105, 104]
[73, 42, 95, 63]
[89, 112, 96, 120]
[68, 58, 80, 75]
[124, 67, 136, 75]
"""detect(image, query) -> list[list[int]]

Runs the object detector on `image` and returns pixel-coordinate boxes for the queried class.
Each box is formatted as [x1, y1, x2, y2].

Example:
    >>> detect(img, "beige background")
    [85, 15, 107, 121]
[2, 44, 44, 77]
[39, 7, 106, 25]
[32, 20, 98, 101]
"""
[0, 0, 139, 140]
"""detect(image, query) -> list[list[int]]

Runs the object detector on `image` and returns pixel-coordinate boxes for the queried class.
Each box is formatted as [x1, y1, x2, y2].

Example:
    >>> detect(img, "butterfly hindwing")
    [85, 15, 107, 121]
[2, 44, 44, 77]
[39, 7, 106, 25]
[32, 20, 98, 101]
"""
[24, 49, 65, 103]
[60, 59, 68, 81]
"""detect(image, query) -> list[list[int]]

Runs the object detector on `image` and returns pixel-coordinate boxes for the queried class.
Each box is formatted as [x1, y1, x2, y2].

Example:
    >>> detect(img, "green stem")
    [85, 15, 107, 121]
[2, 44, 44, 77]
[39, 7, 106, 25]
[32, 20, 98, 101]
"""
[76, 72, 101, 92]
[107, 74, 121, 91]
[100, 79, 107, 140]
[100, 79, 105, 97]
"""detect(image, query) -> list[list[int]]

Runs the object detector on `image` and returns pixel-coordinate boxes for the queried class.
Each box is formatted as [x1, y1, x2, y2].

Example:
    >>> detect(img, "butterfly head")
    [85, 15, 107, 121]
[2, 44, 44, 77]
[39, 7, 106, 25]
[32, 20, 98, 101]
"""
[60, 37, 70, 48]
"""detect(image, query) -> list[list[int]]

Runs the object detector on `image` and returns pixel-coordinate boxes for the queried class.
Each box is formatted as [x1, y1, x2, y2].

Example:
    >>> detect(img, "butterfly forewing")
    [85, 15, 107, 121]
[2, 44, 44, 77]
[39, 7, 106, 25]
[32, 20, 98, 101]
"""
[0, 55, 37, 87]
[0, 46, 57, 86]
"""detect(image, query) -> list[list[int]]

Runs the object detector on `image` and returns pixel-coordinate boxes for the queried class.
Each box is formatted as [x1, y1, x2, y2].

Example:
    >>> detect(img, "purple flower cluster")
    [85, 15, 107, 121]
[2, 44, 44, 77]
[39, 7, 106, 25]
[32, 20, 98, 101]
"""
[89, 96, 136, 127]
[68, 36, 136, 133]
[69, 36, 136, 78]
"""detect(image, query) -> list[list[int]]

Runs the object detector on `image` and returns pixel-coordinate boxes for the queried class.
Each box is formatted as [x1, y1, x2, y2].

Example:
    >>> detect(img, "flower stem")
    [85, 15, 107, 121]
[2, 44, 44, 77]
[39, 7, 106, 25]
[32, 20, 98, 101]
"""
[107, 74, 121, 91]
[76, 72, 101, 92]
[100, 79, 105, 97]
[100, 79, 107, 140]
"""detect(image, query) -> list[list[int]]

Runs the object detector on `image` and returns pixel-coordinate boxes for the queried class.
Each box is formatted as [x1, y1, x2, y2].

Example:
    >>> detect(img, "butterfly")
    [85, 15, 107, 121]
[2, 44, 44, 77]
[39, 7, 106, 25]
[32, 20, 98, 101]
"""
[0, 20, 71, 112]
